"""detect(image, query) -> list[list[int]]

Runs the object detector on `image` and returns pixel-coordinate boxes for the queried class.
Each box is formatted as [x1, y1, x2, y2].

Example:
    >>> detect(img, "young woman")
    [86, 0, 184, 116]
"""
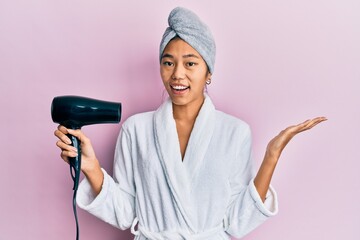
[54, 7, 326, 239]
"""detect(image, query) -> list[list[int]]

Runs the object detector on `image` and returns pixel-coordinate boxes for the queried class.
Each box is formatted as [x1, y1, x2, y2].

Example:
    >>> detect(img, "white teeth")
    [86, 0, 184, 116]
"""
[172, 85, 188, 90]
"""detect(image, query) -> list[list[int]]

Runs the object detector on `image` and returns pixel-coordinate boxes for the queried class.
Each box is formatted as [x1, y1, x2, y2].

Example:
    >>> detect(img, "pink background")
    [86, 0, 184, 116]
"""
[1, 0, 359, 239]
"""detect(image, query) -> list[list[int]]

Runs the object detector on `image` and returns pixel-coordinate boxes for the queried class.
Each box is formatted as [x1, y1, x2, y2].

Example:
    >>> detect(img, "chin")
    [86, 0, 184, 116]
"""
[169, 96, 189, 106]
[170, 94, 205, 108]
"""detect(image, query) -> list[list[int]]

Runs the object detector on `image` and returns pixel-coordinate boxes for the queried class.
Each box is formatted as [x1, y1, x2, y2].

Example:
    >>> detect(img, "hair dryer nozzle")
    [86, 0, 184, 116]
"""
[51, 95, 122, 129]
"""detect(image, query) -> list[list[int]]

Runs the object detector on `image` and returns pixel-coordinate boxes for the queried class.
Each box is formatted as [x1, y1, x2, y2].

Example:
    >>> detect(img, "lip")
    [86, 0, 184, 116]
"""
[170, 84, 189, 88]
[170, 84, 190, 95]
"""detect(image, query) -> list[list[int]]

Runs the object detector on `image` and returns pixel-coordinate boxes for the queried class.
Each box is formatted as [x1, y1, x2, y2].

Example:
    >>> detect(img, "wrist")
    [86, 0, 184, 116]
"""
[264, 151, 280, 166]
[82, 159, 104, 196]
[82, 158, 102, 178]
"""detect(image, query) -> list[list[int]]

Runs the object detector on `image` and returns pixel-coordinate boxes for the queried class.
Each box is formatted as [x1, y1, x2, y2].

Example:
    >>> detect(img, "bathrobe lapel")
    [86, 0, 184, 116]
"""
[183, 95, 216, 181]
[153, 94, 216, 232]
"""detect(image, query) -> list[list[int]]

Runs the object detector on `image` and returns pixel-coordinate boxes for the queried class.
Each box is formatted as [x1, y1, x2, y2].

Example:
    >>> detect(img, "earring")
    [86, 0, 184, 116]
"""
[206, 78, 212, 85]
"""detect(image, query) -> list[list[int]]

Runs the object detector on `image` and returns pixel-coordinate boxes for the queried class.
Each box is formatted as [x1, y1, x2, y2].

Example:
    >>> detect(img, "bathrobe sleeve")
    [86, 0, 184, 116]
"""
[76, 127, 136, 230]
[225, 125, 278, 239]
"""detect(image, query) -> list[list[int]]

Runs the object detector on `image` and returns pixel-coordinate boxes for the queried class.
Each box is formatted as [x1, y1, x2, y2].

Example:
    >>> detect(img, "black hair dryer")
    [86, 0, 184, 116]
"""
[51, 95, 122, 240]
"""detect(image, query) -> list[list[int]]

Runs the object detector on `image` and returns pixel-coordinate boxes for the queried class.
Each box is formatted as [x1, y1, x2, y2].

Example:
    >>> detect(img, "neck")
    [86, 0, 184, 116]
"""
[172, 95, 205, 122]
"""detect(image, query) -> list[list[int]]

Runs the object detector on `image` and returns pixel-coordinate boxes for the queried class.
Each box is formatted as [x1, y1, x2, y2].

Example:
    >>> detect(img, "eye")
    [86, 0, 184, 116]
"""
[186, 62, 197, 67]
[162, 61, 174, 67]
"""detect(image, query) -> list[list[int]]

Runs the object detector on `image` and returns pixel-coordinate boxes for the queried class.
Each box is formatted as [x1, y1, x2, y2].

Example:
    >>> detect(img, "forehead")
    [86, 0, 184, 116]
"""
[162, 38, 201, 57]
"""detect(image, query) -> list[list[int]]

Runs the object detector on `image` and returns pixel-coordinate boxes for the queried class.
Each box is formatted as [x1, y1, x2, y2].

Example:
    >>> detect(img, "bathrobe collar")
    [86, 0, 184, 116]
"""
[153, 94, 216, 231]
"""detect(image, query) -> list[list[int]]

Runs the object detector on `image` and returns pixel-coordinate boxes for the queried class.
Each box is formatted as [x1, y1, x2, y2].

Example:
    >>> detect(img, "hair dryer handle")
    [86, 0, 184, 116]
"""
[67, 134, 81, 240]
[67, 134, 82, 191]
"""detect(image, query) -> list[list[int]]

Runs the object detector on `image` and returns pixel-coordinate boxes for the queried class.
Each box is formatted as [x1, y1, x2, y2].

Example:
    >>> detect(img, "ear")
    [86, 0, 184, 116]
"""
[206, 72, 212, 80]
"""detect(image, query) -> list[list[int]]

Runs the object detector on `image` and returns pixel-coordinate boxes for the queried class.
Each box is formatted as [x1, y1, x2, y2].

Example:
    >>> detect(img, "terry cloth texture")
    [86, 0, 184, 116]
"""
[159, 7, 216, 74]
[76, 94, 279, 239]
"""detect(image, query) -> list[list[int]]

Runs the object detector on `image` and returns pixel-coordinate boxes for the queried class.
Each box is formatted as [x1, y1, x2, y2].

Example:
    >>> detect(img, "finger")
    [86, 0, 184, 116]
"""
[306, 118, 327, 130]
[67, 128, 89, 143]
[60, 148, 78, 158]
[295, 117, 327, 132]
[56, 140, 78, 153]
[284, 117, 326, 135]
[304, 117, 327, 127]
[57, 125, 69, 134]
[313, 116, 327, 123]
[58, 140, 78, 157]
[60, 152, 70, 164]
[54, 129, 72, 144]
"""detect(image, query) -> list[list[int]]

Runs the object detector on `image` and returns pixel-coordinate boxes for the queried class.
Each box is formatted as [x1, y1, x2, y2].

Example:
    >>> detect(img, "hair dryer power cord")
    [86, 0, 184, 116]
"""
[70, 165, 80, 240]
[68, 134, 81, 240]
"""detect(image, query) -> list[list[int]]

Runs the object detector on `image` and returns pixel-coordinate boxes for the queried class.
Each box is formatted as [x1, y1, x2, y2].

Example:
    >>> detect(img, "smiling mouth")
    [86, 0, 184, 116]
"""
[170, 85, 190, 92]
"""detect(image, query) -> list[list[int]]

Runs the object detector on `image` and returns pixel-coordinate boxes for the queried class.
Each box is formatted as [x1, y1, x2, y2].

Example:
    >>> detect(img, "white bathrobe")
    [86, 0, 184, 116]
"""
[77, 94, 278, 240]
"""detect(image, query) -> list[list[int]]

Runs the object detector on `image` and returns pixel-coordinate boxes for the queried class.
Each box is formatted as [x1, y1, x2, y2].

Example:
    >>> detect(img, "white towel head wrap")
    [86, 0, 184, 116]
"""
[159, 7, 216, 74]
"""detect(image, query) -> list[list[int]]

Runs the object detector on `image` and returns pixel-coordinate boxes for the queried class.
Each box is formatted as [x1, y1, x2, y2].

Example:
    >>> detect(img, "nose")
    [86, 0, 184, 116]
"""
[171, 64, 185, 80]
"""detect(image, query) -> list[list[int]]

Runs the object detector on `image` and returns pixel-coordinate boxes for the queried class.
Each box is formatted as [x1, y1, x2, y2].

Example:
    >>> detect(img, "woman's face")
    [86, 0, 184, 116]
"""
[160, 38, 211, 108]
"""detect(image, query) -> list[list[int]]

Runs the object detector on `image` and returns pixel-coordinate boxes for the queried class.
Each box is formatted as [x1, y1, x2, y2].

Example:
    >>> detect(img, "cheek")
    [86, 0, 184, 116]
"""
[160, 65, 172, 78]
[161, 77, 171, 91]
[160, 68, 168, 84]
[191, 71, 207, 87]
[193, 65, 209, 82]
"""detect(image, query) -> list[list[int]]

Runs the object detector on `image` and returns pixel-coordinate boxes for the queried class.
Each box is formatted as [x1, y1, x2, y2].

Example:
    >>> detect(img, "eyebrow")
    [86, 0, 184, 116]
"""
[161, 53, 200, 59]
[183, 54, 200, 59]
[161, 53, 173, 59]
